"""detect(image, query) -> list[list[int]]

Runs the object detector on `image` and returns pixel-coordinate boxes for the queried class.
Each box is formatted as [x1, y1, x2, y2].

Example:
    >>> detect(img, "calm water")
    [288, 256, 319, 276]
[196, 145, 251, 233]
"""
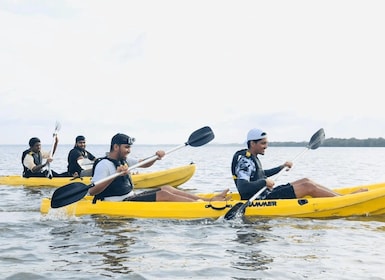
[1, 144, 385, 279]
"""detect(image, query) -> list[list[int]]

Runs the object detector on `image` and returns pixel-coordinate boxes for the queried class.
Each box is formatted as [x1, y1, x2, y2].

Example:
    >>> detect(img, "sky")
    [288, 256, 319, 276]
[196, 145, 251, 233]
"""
[1, 0, 384, 145]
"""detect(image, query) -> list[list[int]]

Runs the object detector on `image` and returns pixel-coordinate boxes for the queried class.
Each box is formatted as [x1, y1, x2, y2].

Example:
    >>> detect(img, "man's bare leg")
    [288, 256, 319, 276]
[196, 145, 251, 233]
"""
[159, 185, 230, 201]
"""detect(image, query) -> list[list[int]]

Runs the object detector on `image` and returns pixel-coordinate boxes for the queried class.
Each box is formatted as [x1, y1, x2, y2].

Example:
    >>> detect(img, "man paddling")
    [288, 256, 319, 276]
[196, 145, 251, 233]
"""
[89, 133, 229, 202]
[67, 135, 96, 177]
[232, 129, 367, 200]
[22, 137, 69, 178]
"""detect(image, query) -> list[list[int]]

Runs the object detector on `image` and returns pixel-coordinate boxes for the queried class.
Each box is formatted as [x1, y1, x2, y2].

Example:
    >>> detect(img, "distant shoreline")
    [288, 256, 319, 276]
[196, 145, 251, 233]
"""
[2, 138, 385, 147]
[219, 137, 385, 147]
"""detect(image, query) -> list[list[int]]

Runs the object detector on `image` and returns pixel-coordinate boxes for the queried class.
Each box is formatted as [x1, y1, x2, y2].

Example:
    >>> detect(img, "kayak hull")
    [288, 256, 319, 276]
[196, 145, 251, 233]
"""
[40, 182, 385, 219]
[0, 163, 196, 189]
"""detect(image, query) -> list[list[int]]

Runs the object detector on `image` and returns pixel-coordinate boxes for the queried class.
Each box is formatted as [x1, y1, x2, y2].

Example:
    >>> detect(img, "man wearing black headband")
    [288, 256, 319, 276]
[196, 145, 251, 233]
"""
[89, 133, 230, 202]
[22, 136, 69, 178]
[67, 135, 96, 177]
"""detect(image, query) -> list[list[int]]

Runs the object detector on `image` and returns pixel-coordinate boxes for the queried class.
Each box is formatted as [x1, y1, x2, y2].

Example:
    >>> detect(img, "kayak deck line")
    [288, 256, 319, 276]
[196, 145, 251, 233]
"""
[0, 163, 196, 189]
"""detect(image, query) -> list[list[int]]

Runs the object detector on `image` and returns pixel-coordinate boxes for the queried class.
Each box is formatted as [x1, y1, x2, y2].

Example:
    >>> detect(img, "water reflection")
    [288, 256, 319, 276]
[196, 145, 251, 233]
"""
[229, 220, 273, 272]
[91, 216, 138, 275]
[48, 216, 139, 276]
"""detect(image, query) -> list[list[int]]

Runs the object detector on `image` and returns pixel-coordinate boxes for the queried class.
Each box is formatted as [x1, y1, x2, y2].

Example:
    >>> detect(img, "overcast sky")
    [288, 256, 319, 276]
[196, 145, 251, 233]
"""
[1, 0, 384, 145]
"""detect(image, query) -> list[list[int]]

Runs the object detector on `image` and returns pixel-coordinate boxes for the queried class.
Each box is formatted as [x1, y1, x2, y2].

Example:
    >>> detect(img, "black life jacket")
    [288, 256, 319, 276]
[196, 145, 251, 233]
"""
[92, 157, 134, 202]
[92, 156, 106, 177]
[21, 149, 43, 177]
[67, 146, 94, 175]
[231, 149, 265, 184]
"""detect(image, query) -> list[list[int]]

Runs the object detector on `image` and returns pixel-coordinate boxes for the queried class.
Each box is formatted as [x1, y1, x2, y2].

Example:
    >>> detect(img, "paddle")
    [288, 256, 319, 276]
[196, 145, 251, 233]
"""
[47, 121, 61, 179]
[78, 158, 94, 172]
[224, 128, 325, 221]
[50, 126, 215, 208]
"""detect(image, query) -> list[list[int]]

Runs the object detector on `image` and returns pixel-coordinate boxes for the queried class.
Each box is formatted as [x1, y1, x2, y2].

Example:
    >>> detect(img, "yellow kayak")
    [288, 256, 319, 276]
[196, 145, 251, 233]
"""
[0, 163, 196, 189]
[40, 182, 385, 219]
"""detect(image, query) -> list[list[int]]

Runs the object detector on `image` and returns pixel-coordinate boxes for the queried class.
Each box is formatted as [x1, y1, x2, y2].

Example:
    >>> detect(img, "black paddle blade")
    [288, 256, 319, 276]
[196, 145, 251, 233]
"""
[224, 202, 248, 220]
[308, 128, 325, 150]
[50, 182, 91, 208]
[187, 126, 215, 147]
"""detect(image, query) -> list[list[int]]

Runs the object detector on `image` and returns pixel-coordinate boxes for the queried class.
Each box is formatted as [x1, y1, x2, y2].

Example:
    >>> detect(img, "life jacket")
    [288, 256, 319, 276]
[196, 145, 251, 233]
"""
[92, 157, 134, 202]
[21, 149, 43, 177]
[231, 149, 264, 184]
[67, 147, 91, 175]
[76, 147, 93, 160]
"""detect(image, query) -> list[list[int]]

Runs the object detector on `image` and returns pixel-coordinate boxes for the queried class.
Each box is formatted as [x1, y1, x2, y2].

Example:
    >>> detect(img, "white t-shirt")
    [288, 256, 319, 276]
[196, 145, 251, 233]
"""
[23, 151, 50, 171]
[91, 157, 139, 183]
[90, 157, 139, 201]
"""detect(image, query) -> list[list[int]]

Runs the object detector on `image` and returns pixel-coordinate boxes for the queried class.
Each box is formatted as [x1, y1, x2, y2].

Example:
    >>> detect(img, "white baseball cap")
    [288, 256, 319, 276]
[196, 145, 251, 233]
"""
[246, 128, 267, 142]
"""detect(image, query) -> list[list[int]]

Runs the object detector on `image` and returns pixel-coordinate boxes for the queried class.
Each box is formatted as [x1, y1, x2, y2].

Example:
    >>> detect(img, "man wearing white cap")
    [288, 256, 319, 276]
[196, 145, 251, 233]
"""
[231, 128, 341, 200]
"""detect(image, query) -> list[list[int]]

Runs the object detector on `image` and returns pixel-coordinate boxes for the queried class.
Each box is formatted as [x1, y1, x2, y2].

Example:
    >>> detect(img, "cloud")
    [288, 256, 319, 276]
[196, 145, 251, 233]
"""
[1, 0, 385, 145]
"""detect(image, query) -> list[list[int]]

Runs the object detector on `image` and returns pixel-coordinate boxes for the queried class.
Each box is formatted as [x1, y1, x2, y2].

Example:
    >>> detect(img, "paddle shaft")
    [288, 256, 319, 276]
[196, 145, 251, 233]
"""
[47, 122, 61, 178]
[90, 143, 188, 187]
[273, 146, 309, 181]
[46, 136, 55, 177]
[251, 129, 325, 200]
[245, 145, 312, 203]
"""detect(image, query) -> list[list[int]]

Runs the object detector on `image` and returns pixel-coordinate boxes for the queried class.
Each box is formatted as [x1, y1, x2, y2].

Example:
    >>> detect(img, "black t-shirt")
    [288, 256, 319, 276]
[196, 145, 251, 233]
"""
[67, 146, 96, 175]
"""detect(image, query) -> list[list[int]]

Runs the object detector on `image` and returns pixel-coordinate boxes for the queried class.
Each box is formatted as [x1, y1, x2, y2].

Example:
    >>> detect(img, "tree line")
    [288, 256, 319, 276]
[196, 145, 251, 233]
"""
[269, 137, 385, 147]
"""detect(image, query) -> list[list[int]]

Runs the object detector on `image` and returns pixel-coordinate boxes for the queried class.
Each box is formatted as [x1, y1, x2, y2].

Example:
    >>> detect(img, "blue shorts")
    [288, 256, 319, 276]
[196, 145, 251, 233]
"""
[266, 183, 296, 199]
[123, 188, 161, 202]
